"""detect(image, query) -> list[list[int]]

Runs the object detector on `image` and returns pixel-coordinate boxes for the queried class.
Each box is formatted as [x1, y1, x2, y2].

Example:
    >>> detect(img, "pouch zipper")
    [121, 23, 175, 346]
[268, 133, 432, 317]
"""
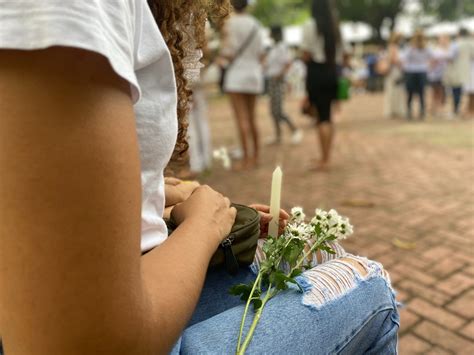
[221, 234, 239, 275]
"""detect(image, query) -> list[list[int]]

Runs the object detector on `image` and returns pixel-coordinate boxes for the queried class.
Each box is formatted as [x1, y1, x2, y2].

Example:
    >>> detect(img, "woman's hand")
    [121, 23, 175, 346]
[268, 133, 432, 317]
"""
[171, 185, 237, 246]
[164, 177, 200, 207]
[249, 204, 289, 238]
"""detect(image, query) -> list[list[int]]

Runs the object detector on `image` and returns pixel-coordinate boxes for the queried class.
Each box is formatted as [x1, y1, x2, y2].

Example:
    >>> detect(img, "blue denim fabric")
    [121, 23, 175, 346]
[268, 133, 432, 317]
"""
[172, 264, 399, 354]
[452, 87, 463, 114]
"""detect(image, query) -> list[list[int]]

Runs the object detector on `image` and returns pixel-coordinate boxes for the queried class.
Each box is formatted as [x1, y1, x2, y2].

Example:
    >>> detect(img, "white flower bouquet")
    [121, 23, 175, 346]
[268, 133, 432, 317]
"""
[230, 207, 354, 355]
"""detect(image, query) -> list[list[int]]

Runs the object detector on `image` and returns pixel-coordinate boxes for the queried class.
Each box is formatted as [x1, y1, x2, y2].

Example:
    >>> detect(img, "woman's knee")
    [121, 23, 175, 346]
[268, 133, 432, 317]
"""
[300, 255, 392, 308]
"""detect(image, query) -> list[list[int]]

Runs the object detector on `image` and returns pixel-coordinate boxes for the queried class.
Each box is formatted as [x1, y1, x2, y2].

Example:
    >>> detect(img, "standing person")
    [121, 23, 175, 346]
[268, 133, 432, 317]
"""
[0, 0, 399, 354]
[301, 0, 342, 171]
[219, 0, 265, 169]
[383, 33, 406, 119]
[444, 29, 474, 118]
[401, 31, 432, 120]
[188, 28, 213, 176]
[428, 35, 450, 118]
[188, 87, 212, 174]
[265, 25, 302, 145]
[462, 30, 474, 118]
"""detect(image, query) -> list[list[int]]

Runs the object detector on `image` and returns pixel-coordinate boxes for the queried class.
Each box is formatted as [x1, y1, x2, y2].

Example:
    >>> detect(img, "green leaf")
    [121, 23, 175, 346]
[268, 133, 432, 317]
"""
[283, 239, 305, 266]
[229, 283, 250, 296]
[269, 270, 294, 291]
[252, 298, 263, 311]
[229, 282, 258, 302]
[314, 224, 322, 236]
[290, 269, 303, 278]
[319, 244, 336, 255]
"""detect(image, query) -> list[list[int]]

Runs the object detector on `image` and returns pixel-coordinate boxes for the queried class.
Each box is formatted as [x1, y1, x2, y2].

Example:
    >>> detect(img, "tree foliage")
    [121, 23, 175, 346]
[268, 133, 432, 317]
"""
[250, 0, 471, 40]
[251, 0, 403, 40]
[421, 0, 474, 21]
[251, 0, 310, 26]
[336, 0, 403, 39]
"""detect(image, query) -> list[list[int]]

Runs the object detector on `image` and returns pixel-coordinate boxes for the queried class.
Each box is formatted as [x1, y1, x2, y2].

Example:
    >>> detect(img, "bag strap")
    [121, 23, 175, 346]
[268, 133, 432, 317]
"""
[227, 25, 259, 69]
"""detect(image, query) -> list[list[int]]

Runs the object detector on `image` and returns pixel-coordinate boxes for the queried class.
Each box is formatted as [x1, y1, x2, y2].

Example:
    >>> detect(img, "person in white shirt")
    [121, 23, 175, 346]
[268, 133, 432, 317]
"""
[265, 25, 302, 145]
[401, 31, 433, 120]
[219, 0, 265, 170]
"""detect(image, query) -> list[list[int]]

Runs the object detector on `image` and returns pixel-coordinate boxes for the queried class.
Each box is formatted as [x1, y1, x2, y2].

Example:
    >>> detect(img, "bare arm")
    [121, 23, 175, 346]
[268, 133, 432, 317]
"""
[0, 47, 234, 354]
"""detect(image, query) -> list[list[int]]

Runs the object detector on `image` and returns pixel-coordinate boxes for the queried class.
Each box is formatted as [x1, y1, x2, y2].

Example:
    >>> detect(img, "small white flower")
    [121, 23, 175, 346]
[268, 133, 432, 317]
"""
[285, 222, 311, 241]
[290, 207, 306, 223]
[213, 147, 231, 170]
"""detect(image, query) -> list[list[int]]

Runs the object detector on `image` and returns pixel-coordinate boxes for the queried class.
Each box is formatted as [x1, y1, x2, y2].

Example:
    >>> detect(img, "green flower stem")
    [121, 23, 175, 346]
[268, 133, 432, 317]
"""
[237, 286, 276, 355]
[291, 238, 325, 273]
[236, 272, 263, 353]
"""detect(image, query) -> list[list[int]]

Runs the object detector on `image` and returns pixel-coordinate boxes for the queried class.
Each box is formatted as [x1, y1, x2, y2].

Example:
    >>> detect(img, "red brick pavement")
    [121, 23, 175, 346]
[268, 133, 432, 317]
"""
[200, 93, 474, 354]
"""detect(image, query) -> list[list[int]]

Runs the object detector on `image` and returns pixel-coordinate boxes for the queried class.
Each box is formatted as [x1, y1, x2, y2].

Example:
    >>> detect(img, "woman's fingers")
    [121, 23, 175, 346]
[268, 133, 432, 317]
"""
[164, 177, 182, 186]
[251, 204, 291, 238]
[279, 209, 290, 220]
[250, 204, 290, 220]
[249, 203, 270, 213]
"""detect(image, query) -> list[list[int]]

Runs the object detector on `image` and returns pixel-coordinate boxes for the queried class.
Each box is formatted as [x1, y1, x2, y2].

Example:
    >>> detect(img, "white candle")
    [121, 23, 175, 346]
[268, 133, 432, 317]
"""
[268, 166, 282, 238]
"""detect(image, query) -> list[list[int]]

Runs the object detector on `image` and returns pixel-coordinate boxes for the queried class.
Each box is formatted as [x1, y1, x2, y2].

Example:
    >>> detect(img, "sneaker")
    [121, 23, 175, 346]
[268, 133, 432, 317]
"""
[264, 137, 282, 146]
[291, 130, 303, 145]
[446, 112, 459, 120]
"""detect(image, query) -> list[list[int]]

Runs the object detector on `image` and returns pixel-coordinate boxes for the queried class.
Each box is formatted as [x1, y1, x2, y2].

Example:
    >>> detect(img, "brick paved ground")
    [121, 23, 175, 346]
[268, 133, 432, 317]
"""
[200, 92, 474, 354]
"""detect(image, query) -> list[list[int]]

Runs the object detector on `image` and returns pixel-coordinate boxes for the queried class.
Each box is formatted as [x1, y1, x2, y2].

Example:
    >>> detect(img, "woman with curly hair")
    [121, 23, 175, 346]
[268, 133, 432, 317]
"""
[0, 0, 398, 354]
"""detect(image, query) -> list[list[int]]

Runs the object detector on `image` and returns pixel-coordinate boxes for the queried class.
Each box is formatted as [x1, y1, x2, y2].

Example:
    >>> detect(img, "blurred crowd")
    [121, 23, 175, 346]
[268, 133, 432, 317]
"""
[378, 29, 474, 121]
[184, 0, 474, 178]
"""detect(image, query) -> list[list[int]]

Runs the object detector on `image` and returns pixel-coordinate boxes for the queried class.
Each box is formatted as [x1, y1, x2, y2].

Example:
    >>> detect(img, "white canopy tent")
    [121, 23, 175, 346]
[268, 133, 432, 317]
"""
[283, 22, 373, 46]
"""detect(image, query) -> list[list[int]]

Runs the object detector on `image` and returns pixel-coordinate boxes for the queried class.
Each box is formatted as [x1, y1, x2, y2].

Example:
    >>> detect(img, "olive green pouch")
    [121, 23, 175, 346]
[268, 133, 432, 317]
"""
[167, 204, 260, 275]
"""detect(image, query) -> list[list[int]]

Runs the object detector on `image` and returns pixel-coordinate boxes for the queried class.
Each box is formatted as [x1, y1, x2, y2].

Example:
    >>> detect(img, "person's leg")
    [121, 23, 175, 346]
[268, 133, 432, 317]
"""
[268, 78, 283, 143]
[275, 78, 297, 133]
[229, 92, 251, 167]
[318, 122, 334, 166]
[188, 267, 257, 327]
[244, 94, 260, 167]
[405, 74, 414, 120]
[452, 86, 462, 116]
[418, 73, 427, 119]
[468, 93, 474, 117]
[431, 83, 440, 116]
[179, 256, 399, 354]
[312, 95, 334, 170]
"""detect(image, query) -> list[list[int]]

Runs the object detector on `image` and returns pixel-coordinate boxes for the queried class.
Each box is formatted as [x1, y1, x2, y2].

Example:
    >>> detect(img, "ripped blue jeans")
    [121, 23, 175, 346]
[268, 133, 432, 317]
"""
[172, 242, 399, 354]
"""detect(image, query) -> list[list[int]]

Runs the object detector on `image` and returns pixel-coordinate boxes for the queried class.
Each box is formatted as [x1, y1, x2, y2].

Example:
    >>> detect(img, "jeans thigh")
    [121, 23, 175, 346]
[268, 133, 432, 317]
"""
[188, 266, 256, 327]
[179, 267, 399, 354]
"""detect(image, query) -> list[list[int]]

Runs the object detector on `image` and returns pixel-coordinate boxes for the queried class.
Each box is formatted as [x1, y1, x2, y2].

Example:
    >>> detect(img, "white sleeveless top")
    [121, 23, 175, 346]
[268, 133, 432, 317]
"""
[0, 0, 178, 252]
[222, 13, 265, 94]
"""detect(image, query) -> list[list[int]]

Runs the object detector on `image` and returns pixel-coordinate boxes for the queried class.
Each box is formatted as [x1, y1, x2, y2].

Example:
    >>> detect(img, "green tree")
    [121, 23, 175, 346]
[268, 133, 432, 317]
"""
[336, 0, 403, 41]
[251, 0, 404, 41]
[421, 0, 474, 20]
[251, 0, 310, 26]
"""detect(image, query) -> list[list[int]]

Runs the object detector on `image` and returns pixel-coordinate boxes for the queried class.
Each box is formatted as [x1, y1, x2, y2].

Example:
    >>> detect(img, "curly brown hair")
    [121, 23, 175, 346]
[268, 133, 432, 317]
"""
[147, 0, 230, 172]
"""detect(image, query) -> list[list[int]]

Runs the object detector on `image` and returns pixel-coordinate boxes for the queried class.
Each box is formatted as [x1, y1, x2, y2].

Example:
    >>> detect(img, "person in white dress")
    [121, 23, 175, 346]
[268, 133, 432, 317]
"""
[460, 30, 474, 118]
[382, 33, 406, 119]
[444, 29, 474, 118]
[219, 0, 265, 169]
[428, 35, 450, 118]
